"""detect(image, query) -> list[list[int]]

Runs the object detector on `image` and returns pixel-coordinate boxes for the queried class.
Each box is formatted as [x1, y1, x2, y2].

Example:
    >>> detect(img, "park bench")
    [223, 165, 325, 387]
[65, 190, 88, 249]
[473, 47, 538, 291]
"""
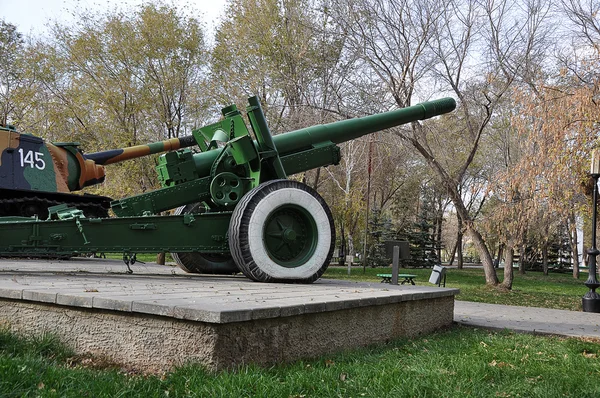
[377, 273, 417, 285]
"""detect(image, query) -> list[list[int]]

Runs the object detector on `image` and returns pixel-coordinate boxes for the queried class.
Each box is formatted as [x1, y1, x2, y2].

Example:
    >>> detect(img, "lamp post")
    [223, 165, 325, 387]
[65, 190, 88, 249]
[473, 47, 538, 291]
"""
[583, 149, 600, 312]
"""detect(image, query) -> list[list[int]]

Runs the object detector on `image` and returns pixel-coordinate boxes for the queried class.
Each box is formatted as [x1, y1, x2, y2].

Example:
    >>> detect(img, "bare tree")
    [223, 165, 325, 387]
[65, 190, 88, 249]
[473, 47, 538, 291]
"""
[328, 0, 553, 285]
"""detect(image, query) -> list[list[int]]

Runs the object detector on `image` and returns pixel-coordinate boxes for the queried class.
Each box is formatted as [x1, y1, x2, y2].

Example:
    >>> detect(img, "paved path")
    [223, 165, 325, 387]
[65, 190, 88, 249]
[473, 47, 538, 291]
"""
[455, 301, 600, 339]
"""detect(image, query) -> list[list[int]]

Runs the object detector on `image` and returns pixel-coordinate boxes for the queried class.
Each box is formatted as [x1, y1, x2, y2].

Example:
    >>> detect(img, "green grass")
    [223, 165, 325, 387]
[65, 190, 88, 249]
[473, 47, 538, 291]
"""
[324, 266, 587, 311]
[1, 326, 599, 397]
[1, 265, 596, 396]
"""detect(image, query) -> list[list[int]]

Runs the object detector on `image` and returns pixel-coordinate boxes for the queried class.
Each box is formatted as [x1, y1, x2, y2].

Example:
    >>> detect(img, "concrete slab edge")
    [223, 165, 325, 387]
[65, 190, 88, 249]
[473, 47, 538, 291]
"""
[2, 285, 459, 324]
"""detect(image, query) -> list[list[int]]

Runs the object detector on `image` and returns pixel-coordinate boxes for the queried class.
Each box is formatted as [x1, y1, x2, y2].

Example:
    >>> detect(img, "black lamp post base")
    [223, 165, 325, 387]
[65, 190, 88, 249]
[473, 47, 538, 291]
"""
[582, 291, 600, 313]
[583, 173, 600, 312]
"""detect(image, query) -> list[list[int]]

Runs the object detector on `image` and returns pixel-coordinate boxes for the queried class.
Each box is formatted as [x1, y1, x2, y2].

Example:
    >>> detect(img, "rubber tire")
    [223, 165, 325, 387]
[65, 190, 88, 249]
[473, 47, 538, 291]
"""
[229, 179, 335, 283]
[172, 203, 239, 274]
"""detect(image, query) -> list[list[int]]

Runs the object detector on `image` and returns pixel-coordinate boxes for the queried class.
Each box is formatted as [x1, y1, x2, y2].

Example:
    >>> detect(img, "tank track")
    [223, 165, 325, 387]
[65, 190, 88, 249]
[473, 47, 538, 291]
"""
[0, 189, 111, 219]
[0, 190, 112, 260]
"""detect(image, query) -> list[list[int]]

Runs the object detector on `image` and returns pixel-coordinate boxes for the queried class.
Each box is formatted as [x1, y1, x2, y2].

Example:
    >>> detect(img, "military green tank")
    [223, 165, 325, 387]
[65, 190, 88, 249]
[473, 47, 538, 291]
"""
[0, 124, 196, 219]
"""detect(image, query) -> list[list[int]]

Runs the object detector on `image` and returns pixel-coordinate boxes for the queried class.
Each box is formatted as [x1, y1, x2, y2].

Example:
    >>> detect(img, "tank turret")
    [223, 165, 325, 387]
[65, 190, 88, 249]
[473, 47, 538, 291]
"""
[0, 124, 197, 218]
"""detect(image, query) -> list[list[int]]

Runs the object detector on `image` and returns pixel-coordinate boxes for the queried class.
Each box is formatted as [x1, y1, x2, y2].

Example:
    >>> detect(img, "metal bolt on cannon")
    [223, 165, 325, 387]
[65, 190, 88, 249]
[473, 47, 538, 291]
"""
[583, 149, 600, 312]
[0, 96, 456, 283]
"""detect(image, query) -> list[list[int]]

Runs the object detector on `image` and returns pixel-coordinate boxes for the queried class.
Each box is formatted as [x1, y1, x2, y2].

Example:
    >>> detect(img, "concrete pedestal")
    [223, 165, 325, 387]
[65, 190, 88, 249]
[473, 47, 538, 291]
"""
[0, 259, 458, 372]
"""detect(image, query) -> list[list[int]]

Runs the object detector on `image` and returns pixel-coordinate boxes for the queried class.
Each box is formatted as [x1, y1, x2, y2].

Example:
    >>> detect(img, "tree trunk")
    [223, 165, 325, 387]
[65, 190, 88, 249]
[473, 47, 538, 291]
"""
[501, 245, 514, 290]
[572, 242, 580, 279]
[347, 233, 354, 262]
[448, 240, 457, 266]
[467, 225, 499, 285]
[518, 243, 526, 275]
[435, 194, 443, 263]
[456, 214, 464, 269]
[496, 243, 504, 269]
[568, 212, 580, 279]
[542, 241, 549, 276]
[339, 222, 346, 266]
[312, 168, 321, 190]
[457, 231, 464, 269]
[410, 139, 497, 284]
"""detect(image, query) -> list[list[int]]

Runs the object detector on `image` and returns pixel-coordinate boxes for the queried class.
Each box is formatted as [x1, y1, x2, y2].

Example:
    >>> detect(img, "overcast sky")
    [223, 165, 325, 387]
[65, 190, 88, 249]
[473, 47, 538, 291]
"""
[0, 0, 227, 35]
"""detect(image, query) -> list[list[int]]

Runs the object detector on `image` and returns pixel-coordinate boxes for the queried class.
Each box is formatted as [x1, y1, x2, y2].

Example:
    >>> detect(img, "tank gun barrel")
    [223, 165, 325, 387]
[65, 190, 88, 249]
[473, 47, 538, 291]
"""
[85, 135, 197, 165]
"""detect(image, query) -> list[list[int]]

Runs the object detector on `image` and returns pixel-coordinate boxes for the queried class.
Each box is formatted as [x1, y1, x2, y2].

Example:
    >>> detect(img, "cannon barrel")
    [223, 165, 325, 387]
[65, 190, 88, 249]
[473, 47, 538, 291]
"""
[85, 135, 197, 165]
[274, 97, 456, 155]
[190, 98, 456, 176]
[72, 134, 198, 190]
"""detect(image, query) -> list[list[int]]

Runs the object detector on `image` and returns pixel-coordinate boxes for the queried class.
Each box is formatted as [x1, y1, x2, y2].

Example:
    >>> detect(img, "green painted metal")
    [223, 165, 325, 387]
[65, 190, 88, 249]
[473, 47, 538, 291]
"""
[263, 204, 318, 268]
[0, 212, 230, 257]
[111, 176, 212, 216]
[155, 149, 199, 187]
[0, 96, 457, 273]
[274, 97, 457, 155]
[279, 143, 341, 176]
[246, 96, 287, 180]
[209, 172, 245, 207]
[181, 97, 458, 179]
[112, 97, 455, 217]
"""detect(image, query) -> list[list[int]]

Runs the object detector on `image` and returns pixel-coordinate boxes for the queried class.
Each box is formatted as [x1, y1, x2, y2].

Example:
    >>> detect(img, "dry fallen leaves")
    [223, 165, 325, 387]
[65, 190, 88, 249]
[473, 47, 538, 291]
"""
[582, 350, 598, 358]
[489, 360, 515, 368]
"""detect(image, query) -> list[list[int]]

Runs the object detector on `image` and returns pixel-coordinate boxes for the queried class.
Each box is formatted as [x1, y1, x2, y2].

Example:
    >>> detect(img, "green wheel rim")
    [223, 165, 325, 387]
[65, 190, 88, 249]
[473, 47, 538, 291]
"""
[263, 204, 318, 268]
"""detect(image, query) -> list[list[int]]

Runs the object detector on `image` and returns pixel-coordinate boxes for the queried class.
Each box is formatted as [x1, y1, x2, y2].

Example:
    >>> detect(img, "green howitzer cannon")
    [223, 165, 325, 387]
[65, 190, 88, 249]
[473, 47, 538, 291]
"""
[0, 96, 456, 282]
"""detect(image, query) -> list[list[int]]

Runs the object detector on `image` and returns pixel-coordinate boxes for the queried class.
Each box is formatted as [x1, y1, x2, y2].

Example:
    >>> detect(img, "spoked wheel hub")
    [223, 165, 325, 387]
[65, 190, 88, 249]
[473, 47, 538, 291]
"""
[264, 205, 317, 267]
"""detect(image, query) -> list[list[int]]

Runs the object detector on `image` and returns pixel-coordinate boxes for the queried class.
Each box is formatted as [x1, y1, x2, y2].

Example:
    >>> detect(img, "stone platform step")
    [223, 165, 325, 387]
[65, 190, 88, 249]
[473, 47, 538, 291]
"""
[0, 258, 458, 372]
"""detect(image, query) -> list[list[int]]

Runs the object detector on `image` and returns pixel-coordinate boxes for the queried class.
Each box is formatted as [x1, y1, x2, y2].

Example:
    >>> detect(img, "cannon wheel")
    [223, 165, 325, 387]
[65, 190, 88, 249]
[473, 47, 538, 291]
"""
[172, 203, 239, 274]
[229, 179, 335, 283]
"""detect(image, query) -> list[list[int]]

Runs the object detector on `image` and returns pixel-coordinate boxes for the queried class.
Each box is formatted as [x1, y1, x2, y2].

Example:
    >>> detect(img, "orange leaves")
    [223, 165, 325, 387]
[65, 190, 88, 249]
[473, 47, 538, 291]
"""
[484, 80, 600, 244]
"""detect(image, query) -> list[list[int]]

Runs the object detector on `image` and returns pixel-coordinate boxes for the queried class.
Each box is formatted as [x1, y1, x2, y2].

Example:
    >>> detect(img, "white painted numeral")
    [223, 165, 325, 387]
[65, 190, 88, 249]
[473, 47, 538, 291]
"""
[18, 148, 46, 170]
